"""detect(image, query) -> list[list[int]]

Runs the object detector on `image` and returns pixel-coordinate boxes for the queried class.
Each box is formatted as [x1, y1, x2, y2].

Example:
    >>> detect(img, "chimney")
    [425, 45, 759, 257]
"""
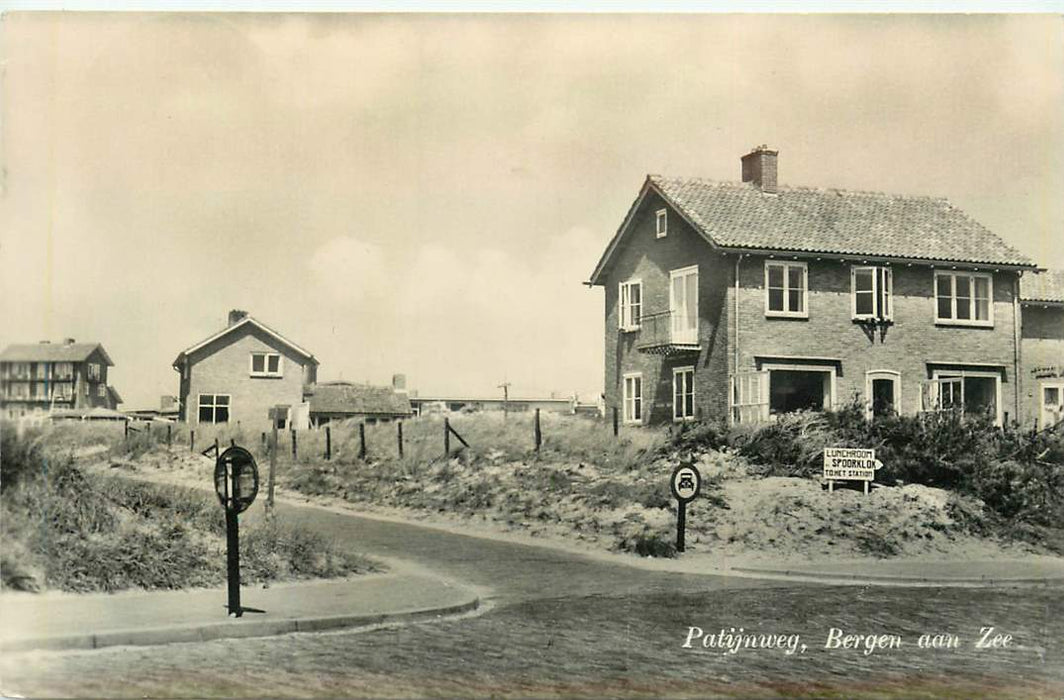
[227, 309, 249, 327]
[64, 337, 76, 345]
[741, 145, 779, 194]
[392, 373, 408, 394]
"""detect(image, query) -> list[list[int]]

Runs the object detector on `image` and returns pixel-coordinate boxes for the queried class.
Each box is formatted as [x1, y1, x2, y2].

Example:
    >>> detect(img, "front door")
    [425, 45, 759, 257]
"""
[670, 266, 698, 345]
[871, 378, 896, 416]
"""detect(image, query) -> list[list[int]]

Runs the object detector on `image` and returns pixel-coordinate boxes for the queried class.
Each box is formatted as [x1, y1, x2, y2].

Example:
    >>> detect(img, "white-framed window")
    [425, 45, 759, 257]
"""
[655, 208, 668, 238]
[673, 366, 695, 422]
[765, 261, 808, 318]
[762, 362, 837, 415]
[250, 352, 282, 377]
[87, 363, 101, 380]
[670, 265, 699, 344]
[53, 362, 73, 379]
[925, 368, 1002, 425]
[198, 394, 230, 424]
[97, 385, 107, 398]
[935, 271, 993, 326]
[623, 373, 643, 424]
[865, 369, 901, 419]
[1040, 382, 1064, 430]
[9, 362, 31, 379]
[852, 266, 893, 321]
[619, 280, 642, 331]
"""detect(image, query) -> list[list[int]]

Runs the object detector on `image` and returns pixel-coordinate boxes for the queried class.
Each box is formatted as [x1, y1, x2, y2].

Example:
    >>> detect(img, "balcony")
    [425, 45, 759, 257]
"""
[632, 310, 701, 356]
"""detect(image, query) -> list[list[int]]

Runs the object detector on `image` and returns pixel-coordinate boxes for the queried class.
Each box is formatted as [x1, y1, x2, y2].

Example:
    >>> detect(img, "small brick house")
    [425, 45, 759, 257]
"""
[172, 310, 318, 431]
[0, 340, 121, 419]
[1020, 270, 1064, 429]
[589, 146, 1041, 427]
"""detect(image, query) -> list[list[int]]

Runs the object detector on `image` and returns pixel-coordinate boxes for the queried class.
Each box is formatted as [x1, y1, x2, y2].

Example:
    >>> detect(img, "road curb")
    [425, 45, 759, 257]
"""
[1, 597, 480, 654]
[729, 566, 1064, 587]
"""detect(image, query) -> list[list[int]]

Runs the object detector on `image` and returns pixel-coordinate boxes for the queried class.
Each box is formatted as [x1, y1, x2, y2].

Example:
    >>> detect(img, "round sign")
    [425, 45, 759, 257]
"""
[213, 446, 260, 514]
[670, 464, 702, 503]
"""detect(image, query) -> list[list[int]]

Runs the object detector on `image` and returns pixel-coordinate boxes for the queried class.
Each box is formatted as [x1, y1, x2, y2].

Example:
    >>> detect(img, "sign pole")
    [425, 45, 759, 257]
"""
[213, 445, 260, 619]
[225, 507, 241, 617]
[676, 500, 687, 552]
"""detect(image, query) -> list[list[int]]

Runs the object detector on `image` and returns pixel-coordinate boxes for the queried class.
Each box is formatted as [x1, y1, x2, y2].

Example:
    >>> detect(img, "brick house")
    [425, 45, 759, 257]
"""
[172, 310, 318, 431]
[589, 146, 1039, 427]
[1020, 269, 1064, 429]
[0, 340, 121, 420]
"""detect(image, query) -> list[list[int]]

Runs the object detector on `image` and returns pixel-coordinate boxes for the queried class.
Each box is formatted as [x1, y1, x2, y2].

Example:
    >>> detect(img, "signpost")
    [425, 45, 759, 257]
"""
[822, 447, 884, 495]
[213, 446, 259, 617]
[669, 463, 702, 553]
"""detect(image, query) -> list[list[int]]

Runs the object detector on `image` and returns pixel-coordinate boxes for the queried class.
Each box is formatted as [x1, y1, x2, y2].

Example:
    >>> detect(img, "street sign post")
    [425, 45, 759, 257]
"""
[822, 447, 884, 495]
[669, 464, 702, 553]
[213, 446, 259, 617]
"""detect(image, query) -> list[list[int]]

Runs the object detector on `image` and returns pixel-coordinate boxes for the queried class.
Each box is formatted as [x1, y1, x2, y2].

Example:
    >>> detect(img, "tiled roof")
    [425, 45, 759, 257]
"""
[1021, 269, 1064, 303]
[306, 382, 412, 416]
[650, 176, 1035, 267]
[0, 342, 113, 365]
[173, 315, 316, 367]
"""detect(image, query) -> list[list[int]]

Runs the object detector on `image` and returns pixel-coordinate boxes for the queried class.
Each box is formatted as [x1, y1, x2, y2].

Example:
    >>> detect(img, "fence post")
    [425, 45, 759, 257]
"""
[397, 421, 404, 459]
[534, 408, 542, 452]
[444, 417, 451, 456]
[167, 424, 172, 447]
[261, 432, 266, 451]
[214, 438, 219, 458]
[231, 438, 236, 448]
[612, 406, 619, 437]
[190, 429, 195, 453]
[359, 423, 366, 460]
[147, 422, 152, 439]
[267, 424, 278, 515]
[124, 421, 129, 439]
[291, 429, 297, 460]
[325, 426, 332, 461]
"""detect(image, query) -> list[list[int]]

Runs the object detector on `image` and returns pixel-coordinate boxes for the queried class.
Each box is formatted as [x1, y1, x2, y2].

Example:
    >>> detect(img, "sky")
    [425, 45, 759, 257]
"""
[1, 12, 1062, 409]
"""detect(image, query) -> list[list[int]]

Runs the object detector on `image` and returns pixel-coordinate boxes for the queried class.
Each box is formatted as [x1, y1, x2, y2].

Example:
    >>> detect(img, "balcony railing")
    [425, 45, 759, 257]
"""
[632, 310, 701, 356]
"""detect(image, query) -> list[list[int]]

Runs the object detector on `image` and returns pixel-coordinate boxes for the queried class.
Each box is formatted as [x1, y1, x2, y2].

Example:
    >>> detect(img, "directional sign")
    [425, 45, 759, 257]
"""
[214, 446, 260, 514]
[670, 464, 702, 503]
[823, 447, 884, 482]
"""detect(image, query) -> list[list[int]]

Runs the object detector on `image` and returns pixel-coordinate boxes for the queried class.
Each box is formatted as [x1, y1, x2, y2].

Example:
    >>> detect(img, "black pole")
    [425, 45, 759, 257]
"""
[225, 508, 241, 617]
[397, 421, 404, 459]
[444, 417, 451, 456]
[214, 437, 219, 458]
[325, 426, 332, 461]
[612, 406, 619, 437]
[359, 423, 366, 460]
[534, 408, 542, 452]
[167, 424, 172, 447]
[291, 429, 297, 460]
[676, 500, 687, 553]
[190, 429, 195, 453]
[124, 421, 129, 439]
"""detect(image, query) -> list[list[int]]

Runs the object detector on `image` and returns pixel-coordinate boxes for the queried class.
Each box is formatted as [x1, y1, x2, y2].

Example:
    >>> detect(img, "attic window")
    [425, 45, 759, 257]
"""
[250, 352, 282, 378]
[656, 209, 667, 238]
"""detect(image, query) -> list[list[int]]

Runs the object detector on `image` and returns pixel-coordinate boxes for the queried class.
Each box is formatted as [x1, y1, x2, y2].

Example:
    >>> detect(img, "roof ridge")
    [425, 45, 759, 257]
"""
[649, 173, 948, 202]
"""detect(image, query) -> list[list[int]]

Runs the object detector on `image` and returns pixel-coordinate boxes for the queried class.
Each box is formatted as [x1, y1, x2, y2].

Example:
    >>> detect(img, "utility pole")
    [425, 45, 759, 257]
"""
[497, 381, 511, 419]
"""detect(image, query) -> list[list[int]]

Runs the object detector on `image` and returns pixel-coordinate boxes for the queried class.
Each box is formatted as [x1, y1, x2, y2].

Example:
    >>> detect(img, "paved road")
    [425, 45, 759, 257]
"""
[3, 498, 1061, 699]
[267, 499, 783, 605]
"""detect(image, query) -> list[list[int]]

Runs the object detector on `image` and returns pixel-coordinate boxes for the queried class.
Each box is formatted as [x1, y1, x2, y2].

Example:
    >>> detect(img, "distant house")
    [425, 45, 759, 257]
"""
[0, 339, 121, 420]
[589, 145, 1039, 427]
[1020, 269, 1064, 429]
[306, 376, 412, 426]
[407, 394, 575, 416]
[172, 310, 318, 431]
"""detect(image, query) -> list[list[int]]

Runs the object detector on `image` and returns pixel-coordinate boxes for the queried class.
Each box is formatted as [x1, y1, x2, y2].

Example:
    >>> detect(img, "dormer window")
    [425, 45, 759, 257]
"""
[656, 209, 667, 238]
[250, 352, 282, 377]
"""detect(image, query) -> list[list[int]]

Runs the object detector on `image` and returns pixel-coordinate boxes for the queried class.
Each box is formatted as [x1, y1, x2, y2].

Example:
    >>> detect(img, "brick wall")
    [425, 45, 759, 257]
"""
[183, 325, 313, 430]
[1020, 304, 1064, 428]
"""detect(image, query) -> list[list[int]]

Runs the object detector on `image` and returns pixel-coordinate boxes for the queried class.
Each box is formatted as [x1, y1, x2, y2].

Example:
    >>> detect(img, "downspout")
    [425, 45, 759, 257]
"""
[1013, 273, 1022, 426]
[733, 254, 744, 424]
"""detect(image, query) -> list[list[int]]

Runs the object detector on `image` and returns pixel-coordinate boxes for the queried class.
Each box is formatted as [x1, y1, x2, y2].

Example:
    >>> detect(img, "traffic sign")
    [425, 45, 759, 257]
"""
[214, 446, 260, 514]
[670, 464, 702, 503]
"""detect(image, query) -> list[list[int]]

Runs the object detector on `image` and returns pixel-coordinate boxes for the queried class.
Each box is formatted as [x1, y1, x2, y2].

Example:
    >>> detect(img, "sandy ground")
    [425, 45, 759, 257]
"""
[72, 443, 1059, 577]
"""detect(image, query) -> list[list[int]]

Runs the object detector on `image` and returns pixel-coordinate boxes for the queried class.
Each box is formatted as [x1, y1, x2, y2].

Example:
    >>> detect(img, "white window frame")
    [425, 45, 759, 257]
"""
[618, 279, 643, 331]
[97, 385, 107, 398]
[250, 352, 283, 378]
[655, 208, 667, 238]
[1039, 381, 1064, 430]
[930, 368, 1003, 426]
[673, 366, 695, 422]
[934, 271, 994, 327]
[197, 393, 231, 424]
[669, 265, 699, 344]
[851, 266, 893, 321]
[87, 363, 101, 380]
[865, 369, 902, 420]
[761, 362, 837, 413]
[764, 261, 808, 318]
[622, 372, 643, 424]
